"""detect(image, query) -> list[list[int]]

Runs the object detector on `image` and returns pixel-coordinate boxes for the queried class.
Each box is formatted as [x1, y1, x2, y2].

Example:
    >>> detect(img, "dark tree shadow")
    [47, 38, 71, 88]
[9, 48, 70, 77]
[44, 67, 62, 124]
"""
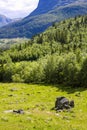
[37, 83, 87, 94]
[51, 84, 87, 94]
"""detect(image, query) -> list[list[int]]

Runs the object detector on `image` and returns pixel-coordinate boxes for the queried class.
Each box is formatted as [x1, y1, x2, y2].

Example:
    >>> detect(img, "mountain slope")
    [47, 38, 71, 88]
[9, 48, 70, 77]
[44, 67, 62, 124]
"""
[0, 0, 87, 38]
[29, 0, 77, 16]
[0, 14, 13, 27]
[1, 15, 87, 62]
[0, 15, 87, 86]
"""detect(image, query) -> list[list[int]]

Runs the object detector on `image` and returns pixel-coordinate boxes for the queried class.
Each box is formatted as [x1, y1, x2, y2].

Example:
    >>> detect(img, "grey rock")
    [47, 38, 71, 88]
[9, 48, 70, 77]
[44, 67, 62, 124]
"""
[69, 100, 74, 108]
[13, 109, 24, 114]
[55, 96, 74, 110]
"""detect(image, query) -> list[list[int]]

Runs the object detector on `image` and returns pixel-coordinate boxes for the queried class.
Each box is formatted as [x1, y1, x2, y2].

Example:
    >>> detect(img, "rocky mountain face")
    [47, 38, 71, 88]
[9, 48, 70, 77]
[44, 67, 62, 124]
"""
[0, 0, 87, 38]
[29, 0, 77, 16]
[29, 0, 59, 16]
[0, 14, 13, 27]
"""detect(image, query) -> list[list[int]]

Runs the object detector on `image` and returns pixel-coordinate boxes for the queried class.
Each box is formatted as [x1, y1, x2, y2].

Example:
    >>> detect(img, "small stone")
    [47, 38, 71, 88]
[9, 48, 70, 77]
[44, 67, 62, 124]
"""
[10, 88, 17, 92]
[55, 113, 60, 117]
[13, 109, 24, 114]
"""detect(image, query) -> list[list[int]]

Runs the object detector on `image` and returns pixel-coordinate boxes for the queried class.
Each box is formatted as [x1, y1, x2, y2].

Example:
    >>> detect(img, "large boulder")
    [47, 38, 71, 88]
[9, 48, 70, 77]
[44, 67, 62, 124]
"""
[55, 96, 74, 110]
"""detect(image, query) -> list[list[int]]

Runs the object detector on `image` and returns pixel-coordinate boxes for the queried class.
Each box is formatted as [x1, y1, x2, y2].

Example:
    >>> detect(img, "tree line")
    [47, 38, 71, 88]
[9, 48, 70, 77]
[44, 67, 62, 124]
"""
[0, 15, 87, 87]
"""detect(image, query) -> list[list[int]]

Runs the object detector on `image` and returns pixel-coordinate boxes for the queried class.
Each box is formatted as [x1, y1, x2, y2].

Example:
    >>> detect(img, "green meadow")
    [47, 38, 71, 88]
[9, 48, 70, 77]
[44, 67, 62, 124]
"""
[0, 83, 87, 130]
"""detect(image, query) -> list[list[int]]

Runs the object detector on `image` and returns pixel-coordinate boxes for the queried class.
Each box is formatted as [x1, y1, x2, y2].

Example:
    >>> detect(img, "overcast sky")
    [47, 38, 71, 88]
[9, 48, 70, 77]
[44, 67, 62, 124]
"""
[0, 0, 39, 19]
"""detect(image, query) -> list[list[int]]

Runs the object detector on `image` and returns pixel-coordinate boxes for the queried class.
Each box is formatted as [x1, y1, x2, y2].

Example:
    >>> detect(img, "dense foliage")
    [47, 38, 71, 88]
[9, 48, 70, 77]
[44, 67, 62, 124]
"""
[0, 15, 87, 87]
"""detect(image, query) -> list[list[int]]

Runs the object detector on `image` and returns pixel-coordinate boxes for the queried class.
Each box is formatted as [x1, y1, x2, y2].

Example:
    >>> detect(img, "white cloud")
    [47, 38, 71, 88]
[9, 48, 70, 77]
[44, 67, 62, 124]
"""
[0, 0, 39, 18]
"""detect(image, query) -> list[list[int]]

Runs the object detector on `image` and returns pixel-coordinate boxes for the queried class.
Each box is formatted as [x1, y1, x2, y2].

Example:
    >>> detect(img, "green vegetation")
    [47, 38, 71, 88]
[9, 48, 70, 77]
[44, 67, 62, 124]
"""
[0, 83, 87, 130]
[0, 15, 87, 87]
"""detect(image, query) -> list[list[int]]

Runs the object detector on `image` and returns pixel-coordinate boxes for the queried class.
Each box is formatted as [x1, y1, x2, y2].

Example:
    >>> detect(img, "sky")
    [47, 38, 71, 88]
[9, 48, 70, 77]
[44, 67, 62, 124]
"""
[0, 0, 39, 19]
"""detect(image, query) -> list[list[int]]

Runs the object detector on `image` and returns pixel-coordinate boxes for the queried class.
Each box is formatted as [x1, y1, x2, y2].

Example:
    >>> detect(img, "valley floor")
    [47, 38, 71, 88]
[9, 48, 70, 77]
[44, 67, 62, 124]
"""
[0, 83, 87, 130]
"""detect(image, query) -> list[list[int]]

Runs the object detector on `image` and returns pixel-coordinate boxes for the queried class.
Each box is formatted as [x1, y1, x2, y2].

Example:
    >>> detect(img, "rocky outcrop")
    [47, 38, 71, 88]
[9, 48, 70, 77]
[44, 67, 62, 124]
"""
[55, 96, 74, 110]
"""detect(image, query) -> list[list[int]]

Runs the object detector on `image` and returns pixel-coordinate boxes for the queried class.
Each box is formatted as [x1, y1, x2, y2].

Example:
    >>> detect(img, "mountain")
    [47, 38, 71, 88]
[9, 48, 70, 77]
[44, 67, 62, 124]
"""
[29, 0, 77, 17]
[0, 14, 13, 27]
[0, 0, 87, 38]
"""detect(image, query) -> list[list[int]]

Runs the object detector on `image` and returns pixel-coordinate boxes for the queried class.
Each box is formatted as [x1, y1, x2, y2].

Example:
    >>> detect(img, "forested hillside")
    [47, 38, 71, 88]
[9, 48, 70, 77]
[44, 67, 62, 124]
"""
[0, 15, 87, 87]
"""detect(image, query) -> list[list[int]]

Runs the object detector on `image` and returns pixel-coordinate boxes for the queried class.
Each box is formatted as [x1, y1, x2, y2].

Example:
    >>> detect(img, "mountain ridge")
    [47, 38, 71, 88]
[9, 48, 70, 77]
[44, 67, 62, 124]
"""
[29, 0, 78, 17]
[0, 14, 13, 27]
[0, 0, 87, 38]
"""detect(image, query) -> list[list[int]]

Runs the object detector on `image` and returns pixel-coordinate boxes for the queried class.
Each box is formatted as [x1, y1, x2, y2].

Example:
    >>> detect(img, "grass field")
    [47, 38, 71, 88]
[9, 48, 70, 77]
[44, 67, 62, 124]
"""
[0, 83, 87, 130]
